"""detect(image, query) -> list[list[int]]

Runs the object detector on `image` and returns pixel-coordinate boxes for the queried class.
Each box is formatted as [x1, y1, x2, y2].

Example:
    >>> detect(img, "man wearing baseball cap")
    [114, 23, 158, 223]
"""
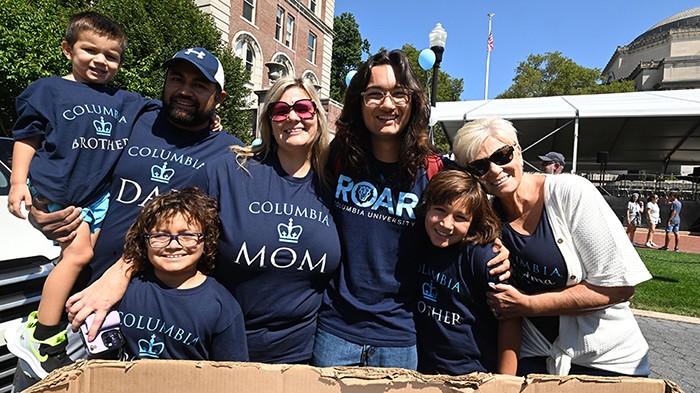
[160, 47, 227, 130]
[539, 151, 566, 174]
[18, 47, 242, 389]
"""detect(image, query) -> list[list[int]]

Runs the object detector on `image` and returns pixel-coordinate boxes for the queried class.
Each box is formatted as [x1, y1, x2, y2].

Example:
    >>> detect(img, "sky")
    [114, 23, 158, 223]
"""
[333, 1, 696, 101]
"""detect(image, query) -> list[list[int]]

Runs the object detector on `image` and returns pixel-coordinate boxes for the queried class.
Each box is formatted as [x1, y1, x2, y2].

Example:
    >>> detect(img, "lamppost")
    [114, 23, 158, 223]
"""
[429, 23, 447, 143]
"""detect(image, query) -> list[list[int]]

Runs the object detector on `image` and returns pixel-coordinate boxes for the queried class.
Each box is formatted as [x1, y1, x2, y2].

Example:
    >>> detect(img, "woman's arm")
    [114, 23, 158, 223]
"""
[65, 257, 134, 340]
[487, 281, 634, 320]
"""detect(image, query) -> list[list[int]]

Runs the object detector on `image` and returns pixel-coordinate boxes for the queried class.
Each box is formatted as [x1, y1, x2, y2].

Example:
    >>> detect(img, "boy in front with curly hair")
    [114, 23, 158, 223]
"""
[114, 187, 248, 361]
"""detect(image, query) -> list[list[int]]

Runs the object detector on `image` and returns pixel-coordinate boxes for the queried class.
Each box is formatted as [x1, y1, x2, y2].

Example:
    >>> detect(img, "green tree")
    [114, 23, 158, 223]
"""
[0, 0, 252, 142]
[401, 44, 463, 153]
[498, 51, 635, 98]
[330, 12, 370, 102]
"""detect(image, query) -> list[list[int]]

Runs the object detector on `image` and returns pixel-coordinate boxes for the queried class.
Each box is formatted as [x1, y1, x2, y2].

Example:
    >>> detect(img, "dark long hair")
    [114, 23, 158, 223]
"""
[334, 49, 437, 187]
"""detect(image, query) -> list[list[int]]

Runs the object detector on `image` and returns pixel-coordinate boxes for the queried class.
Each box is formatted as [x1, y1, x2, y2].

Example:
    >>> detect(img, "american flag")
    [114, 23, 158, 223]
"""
[487, 33, 494, 53]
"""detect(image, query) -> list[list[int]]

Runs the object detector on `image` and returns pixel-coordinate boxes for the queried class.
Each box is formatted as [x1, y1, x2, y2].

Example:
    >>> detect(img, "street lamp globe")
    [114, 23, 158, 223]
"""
[429, 23, 447, 62]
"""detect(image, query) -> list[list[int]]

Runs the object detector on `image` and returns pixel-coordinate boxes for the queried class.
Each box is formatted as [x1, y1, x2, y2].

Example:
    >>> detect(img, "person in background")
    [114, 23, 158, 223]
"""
[625, 193, 642, 244]
[6, 12, 156, 379]
[659, 192, 682, 252]
[644, 194, 660, 248]
[312, 49, 510, 370]
[415, 170, 520, 376]
[538, 152, 565, 175]
[453, 116, 651, 377]
[117, 187, 248, 361]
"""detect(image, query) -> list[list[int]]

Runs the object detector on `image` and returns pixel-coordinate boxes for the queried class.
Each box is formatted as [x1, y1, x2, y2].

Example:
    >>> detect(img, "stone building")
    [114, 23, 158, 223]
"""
[194, 0, 342, 135]
[603, 7, 700, 90]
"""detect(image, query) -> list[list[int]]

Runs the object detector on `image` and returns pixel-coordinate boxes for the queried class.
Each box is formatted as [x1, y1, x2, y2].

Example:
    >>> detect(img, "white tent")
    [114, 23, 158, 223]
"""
[435, 89, 700, 174]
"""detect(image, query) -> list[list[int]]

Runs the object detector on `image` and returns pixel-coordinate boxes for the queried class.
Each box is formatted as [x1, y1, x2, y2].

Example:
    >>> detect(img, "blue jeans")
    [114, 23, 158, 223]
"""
[312, 328, 418, 370]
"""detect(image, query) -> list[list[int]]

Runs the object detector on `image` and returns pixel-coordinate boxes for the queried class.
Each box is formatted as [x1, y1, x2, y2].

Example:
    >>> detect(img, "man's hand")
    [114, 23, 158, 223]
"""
[66, 258, 132, 340]
[28, 199, 82, 243]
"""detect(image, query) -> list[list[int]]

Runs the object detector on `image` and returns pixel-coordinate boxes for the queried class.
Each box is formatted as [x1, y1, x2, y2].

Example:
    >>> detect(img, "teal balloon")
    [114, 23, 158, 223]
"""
[345, 70, 357, 86]
[418, 49, 436, 70]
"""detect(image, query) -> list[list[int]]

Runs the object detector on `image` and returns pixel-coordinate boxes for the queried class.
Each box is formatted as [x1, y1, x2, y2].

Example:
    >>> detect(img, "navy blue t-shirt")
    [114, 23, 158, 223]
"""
[87, 110, 242, 282]
[118, 270, 248, 361]
[416, 241, 500, 375]
[12, 76, 157, 206]
[318, 155, 430, 347]
[499, 205, 568, 343]
[192, 153, 341, 364]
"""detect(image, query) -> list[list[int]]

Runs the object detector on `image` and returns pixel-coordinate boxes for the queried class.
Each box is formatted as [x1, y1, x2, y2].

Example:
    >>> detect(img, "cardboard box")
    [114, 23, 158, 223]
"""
[22, 360, 684, 393]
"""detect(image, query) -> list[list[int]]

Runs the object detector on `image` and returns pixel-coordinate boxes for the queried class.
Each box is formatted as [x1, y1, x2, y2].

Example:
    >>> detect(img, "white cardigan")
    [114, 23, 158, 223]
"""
[518, 174, 652, 376]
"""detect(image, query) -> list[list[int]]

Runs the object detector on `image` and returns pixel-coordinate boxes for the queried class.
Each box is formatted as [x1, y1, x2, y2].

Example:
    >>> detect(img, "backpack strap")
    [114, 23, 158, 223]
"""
[425, 154, 444, 180]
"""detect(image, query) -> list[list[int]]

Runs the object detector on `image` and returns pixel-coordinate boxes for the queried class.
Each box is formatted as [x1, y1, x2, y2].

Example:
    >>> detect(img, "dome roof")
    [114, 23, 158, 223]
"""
[626, 7, 700, 50]
[649, 7, 700, 30]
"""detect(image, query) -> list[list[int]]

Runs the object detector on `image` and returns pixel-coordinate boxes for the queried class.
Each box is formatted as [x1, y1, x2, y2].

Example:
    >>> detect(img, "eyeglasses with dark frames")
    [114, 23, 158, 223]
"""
[361, 88, 411, 107]
[144, 232, 204, 248]
[464, 145, 516, 177]
[267, 99, 317, 122]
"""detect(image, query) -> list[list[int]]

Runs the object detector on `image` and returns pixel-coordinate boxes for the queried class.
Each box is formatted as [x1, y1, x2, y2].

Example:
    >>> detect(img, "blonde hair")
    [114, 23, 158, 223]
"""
[452, 117, 519, 166]
[232, 77, 330, 189]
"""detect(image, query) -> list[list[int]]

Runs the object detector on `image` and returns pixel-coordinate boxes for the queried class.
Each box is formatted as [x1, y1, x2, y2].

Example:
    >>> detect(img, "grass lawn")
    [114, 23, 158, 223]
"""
[631, 248, 700, 318]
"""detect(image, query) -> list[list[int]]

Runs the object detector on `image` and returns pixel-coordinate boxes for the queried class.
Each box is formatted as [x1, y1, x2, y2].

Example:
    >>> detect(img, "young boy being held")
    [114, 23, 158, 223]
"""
[6, 12, 156, 378]
[114, 187, 248, 361]
[415, 170, 520, 375]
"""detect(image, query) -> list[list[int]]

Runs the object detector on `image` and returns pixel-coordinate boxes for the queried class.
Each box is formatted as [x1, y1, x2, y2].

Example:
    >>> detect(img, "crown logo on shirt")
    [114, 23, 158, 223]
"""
[422, 281, 438, 302]
[94, 116, 113, 136]
[151, 162, 175, 184]
[138, 335, 165, 358]
[278, 218, 303, 243]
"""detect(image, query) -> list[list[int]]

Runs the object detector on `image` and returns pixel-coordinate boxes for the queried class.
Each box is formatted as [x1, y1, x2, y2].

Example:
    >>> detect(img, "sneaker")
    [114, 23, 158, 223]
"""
[674, 248, 680, 252]
[645, 242, 653, 248]
[5, 312, 72, 379]
[650, 242, 658, 247]
[658, 246, 668, 251]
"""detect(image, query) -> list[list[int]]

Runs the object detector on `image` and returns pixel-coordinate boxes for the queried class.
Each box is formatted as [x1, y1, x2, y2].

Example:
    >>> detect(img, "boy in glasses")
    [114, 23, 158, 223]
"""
[113, 187, 248, 361]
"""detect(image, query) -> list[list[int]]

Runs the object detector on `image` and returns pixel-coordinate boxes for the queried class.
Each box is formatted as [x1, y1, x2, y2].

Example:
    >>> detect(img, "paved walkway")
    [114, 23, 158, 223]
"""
[630, 230, 700, 254]
[635, 310, 700, 393]
[629, 231, 700, 393]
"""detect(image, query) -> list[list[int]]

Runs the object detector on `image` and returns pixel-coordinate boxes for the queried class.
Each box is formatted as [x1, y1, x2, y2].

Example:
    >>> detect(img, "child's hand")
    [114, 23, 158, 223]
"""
[7, 183, 32, 219]
[210, 113, 222, 132]
[488, 238, 512, 282]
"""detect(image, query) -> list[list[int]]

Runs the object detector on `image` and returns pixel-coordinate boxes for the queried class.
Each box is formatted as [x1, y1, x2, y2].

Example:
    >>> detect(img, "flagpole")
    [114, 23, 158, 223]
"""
[484, 13, 494, 100]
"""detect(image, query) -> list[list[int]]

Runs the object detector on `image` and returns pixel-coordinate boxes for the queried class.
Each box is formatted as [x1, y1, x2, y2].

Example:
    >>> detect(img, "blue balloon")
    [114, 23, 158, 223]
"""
[345, 70, 357, 86]
[418, 49, 436, 70]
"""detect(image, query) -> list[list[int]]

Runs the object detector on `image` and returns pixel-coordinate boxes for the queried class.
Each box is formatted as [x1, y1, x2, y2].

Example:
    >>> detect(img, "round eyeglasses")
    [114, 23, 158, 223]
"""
[464, 145, 516, 177]
[144, 232, 204, 248]
[361, 88, 411, 107]
[267, 99, 317, 122]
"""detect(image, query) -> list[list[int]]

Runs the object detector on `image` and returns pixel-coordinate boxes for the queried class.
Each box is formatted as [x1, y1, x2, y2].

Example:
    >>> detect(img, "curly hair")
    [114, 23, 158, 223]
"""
[416, 170, 501, 245]
[122, 187, 220, 275]
[232, 77, 331, 190]
[334, 49, 438, 187]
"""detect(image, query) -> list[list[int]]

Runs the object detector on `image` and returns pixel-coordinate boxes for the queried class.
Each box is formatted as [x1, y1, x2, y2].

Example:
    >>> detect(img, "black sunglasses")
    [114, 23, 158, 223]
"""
[464, 145, 516, 177]
[267, 99, 317, 122]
